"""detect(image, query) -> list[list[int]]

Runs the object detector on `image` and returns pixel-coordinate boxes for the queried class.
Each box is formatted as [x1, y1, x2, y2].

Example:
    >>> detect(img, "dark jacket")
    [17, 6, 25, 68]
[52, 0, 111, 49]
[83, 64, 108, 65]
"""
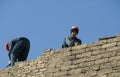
[8, 37, 30, 66]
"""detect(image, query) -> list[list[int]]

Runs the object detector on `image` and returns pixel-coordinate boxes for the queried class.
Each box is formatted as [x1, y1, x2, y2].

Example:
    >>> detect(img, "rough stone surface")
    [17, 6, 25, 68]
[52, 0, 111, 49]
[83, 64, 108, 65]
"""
[0, 33, 120, 77]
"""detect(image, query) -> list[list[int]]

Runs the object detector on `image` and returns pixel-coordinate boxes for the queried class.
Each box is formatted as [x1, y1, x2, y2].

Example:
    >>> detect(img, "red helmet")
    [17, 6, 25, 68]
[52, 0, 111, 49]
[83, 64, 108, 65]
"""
[71, 25, 79, 34]
[71, 26, 79, 31]
[5, 42, 9, 51]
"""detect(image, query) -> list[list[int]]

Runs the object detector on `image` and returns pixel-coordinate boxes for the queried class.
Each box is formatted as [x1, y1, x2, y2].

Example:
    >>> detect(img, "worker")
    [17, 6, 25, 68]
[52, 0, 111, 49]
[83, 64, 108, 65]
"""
[62, 25, 82, 48]
[5, 37, 30, 67]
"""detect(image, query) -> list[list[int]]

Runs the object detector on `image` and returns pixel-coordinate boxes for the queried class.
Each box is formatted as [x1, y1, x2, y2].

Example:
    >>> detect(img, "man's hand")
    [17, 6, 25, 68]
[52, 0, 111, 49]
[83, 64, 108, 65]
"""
[8, 61, 11, 65]
[75, 42, 80, 46]
[6, 61, 11, 68]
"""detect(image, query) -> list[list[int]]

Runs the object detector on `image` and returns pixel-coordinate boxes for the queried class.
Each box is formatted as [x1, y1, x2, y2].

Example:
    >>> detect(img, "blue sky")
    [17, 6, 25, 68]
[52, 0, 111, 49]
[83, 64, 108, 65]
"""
[0, 0, 120, 68]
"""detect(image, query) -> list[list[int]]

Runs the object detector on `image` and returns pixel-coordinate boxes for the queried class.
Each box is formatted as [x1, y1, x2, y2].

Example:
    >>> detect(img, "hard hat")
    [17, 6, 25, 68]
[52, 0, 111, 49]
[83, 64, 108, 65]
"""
[5, 42, 9, 51]
[71, 25, 79, 34]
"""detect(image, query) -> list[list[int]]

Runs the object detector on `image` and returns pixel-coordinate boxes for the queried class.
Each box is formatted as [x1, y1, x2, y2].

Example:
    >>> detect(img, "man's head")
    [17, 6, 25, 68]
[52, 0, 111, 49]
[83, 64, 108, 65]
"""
[70, 25, 79, 36]
[5, 42, 9, 52]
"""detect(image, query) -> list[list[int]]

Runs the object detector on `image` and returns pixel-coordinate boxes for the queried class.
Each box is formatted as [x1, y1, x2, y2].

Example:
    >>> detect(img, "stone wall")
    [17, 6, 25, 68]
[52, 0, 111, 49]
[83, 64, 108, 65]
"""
[0, 33, 120, 77]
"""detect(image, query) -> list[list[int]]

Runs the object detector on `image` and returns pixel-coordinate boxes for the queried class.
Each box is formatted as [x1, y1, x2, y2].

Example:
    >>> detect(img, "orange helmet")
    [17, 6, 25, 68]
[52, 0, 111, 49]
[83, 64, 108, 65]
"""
[71, 25, 79, 34]
[5, 42, 9, 51]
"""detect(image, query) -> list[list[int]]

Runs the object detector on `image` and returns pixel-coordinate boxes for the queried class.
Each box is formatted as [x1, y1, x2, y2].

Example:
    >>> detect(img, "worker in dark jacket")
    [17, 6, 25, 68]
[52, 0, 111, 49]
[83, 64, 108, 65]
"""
[5, 37, 30, 67]
[62, 25, 82, 48]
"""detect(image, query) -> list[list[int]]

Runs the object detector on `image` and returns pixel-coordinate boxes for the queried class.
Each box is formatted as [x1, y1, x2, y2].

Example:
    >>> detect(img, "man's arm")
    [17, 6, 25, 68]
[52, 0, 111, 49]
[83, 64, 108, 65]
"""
[62, 37, 68, 48]
[75, 39, 82, 46]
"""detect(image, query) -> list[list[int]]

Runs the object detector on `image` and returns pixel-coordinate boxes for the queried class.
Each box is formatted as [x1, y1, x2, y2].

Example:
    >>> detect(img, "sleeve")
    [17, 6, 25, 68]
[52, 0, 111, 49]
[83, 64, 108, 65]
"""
[78, 39, 82, 45]
[9, 39, 15, 52]
[62, 37, 68, 48]
[8, 39, 16, 60]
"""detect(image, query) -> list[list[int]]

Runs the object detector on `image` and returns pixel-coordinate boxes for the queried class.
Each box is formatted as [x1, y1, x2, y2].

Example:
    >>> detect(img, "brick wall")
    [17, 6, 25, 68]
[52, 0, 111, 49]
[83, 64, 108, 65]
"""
[0, 33, 120, 77]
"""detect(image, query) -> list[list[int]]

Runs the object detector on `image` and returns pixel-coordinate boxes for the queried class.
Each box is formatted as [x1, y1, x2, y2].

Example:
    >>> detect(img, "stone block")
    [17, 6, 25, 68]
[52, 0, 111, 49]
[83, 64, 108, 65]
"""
[72, 44, 87, 50]
[95, 58, 108, 65]
[67, 68, 81, 76]
[53, 71, 67, 77]
[106, 46, 120, 52]
[79, 61, 94, 68]
[108, 72, 120, 77]
[100, 63, 113, 69]
[99, 36, 115, 40]
[61, 64, 78, 71]
[76, 51, 91, 59]
[72, 58, 87, 64]
[117, 41, 120, 46]
[109, 56, 120, 61]
[90, 46, 101, 51]
[36, 63, 45, 69]
[93, 40, 107, 46]
[90, 65, 100, 71]
[102, 42, 117, 48]
[72, 49, 86, 55]
[97, 68, 112, 75]
[92, 49, 106, 56]
[107, 38, 120, 43]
